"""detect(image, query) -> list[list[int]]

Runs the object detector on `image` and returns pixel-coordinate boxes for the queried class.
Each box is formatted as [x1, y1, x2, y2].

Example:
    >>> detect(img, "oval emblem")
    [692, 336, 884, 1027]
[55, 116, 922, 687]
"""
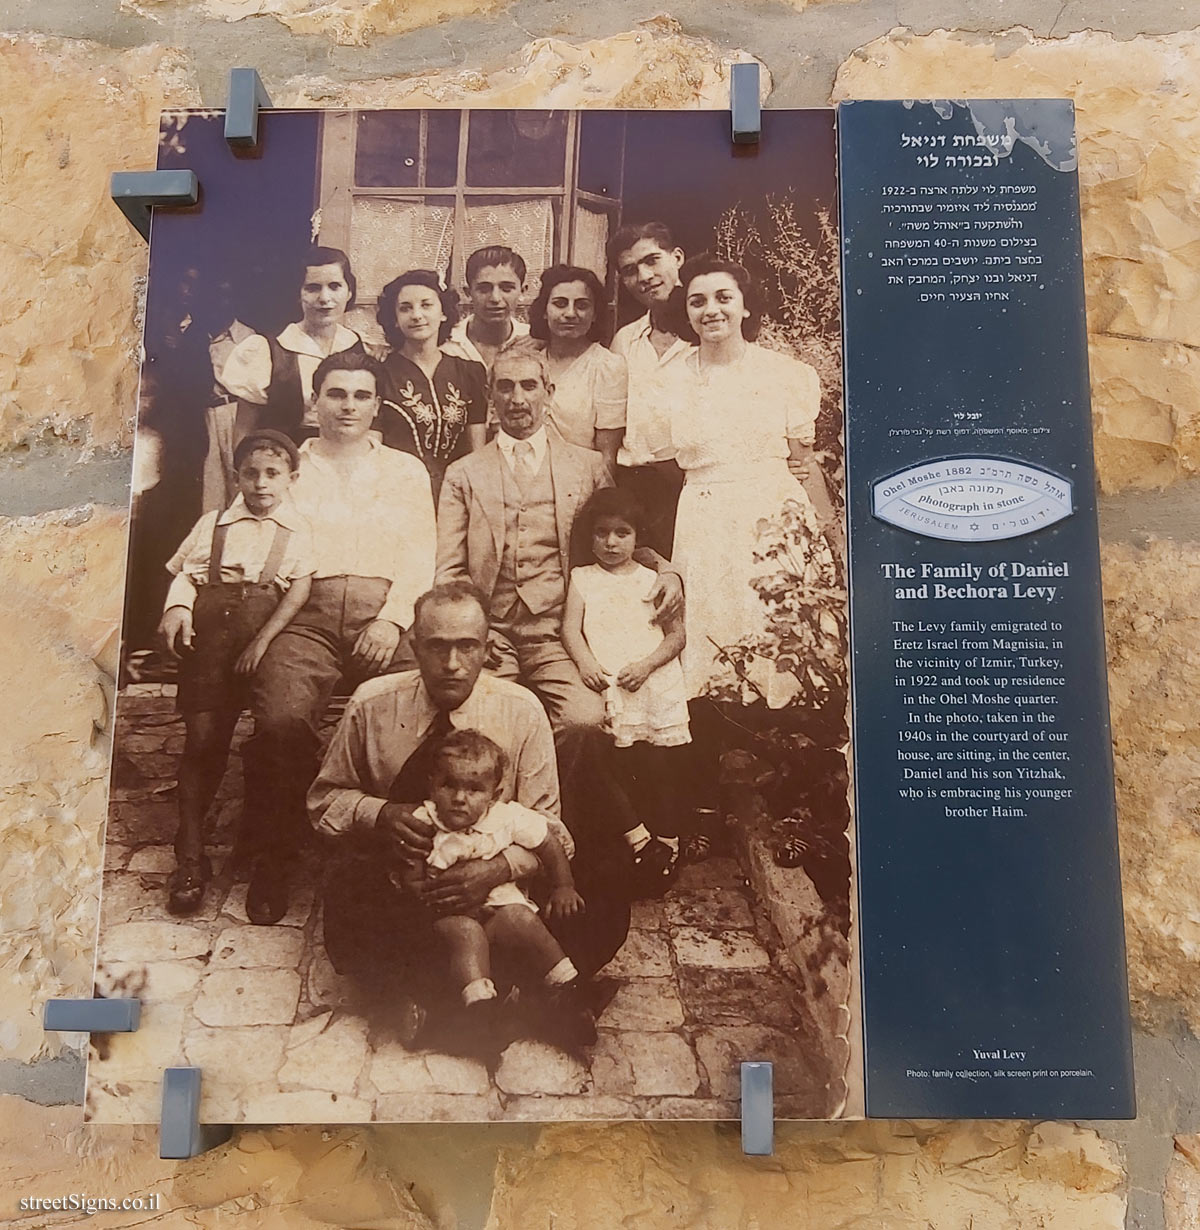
[872, 458, 1073, 542]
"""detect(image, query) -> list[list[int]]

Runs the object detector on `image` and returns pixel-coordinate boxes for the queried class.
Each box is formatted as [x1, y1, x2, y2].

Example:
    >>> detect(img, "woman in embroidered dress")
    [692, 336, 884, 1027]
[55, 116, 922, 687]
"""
[375, 269, 488, 502]
[528, 264, 627, 476]
[666, 254, 834, 707]
[219, 246, 366, 446]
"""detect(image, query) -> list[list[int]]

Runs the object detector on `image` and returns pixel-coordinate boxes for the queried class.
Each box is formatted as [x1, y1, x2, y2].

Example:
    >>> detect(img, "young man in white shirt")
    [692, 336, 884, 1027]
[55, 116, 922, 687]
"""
[609, 221, 692, 557]
[243, 351, 436, 924]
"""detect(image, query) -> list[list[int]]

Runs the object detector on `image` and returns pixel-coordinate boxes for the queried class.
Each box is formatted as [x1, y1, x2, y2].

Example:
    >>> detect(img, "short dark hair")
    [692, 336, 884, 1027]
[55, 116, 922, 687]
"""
[465, 245, 527, 287]
[607, 221, 678, 269]
[412, 580, 489, 634]
[429, 728, 507, 790]
[528, 265, 610, 345]
[301, 246, 357, 310]
[311, 350, 384, 400]
[376, 270, 459, 349]
[233, 428, 300, 472]
[575, 486, 646, 543]
[677, 253, 763, 343]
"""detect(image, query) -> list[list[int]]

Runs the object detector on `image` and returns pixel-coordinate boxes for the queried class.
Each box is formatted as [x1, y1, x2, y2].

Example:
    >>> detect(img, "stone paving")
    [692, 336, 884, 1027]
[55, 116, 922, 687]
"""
[87, 684, 838, 1124]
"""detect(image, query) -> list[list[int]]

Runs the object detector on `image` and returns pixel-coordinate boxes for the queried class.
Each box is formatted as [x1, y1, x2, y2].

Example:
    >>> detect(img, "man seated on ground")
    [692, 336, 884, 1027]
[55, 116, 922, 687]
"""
[309, 581, 630, 1045]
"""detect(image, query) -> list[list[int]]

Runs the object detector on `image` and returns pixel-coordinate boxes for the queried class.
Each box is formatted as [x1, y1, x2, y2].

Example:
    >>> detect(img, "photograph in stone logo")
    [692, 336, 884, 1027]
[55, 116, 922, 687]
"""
[86, 106, 859, 1124]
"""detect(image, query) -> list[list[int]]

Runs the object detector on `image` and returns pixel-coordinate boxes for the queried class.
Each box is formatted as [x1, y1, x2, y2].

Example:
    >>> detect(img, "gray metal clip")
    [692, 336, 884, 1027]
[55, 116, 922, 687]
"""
[44, 997, 141, 1033]
[740, 1060, 774, 1155]
[111, 170, 198, 242]
[160, 1067, 233, 1159]
[225, 68, 273, 150]
[731, 62, 761, 146]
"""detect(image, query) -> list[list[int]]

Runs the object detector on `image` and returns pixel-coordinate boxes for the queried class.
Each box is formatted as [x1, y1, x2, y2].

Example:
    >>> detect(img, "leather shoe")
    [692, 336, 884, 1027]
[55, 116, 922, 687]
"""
[246, 862, 289, 925]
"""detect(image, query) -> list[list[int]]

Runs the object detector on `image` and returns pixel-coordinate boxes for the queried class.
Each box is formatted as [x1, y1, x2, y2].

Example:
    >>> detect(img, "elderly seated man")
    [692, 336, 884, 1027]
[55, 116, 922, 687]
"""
[433, 339, 683, 881]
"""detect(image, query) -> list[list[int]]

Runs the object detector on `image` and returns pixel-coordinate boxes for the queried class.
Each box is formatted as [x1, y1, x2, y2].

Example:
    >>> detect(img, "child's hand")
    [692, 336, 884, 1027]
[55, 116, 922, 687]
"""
[234, 636, 269, 676]
[546, 886, 585, 919]
[616, 659, 653, 692]
[579, 657, 610, 693]
[158, 606, 194, 658]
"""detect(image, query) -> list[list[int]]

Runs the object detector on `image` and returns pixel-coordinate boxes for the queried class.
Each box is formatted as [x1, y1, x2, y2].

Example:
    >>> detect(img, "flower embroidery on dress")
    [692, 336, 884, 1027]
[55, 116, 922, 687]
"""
[391, 376, 468, 459]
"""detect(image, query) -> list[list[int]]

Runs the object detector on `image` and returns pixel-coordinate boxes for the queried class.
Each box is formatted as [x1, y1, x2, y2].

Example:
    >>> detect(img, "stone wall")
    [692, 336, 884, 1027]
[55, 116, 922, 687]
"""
[0, 4, 1196, 1227]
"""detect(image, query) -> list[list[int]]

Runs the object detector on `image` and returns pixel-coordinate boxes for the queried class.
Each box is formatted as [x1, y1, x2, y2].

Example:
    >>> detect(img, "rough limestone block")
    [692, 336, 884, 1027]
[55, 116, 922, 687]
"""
[669, 926, 771, 970]
[0, 38, 198, 450]
[274, 18, 769, 111]
[599, 927, 673, 979]
[833, 27, 1200, 492]
[0, 507, 127, 1061]
[486, 1120, 1125, 1228]
[494, 1040, 589, 1097]
[277, 1015, 370, 1094]
[1102, 538, 1200, 1032]
[596, 978, 686, 1031]
[1166, 1134, 1200, 1230]
[125, 0, 509, 45]
[193, 969, 302, 1027]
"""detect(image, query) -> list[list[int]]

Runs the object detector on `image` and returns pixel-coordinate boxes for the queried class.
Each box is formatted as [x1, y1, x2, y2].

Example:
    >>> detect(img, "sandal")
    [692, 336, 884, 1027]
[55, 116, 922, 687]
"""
[678, 833, 712, 864]
[166, 855, 211, 916]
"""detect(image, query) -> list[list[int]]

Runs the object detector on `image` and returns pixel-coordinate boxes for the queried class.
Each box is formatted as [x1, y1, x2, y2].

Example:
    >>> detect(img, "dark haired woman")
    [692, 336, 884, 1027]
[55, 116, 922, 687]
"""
[529, 264, 627, 475]
[219, 246, 366, 445]
[375, 269, 487, 501]
[668, 254, 832, 707]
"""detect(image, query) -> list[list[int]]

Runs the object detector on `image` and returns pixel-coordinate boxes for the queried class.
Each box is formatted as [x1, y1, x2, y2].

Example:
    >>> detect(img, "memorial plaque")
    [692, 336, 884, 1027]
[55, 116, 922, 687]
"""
[84, 97, 1133, 1126]
[840, 99, 1135, 1117]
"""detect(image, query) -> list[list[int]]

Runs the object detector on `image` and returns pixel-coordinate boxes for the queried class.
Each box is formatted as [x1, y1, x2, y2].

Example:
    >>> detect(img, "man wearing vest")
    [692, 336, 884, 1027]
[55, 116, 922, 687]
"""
[434, 340, 682, 884]
[435, 339, 681, 729]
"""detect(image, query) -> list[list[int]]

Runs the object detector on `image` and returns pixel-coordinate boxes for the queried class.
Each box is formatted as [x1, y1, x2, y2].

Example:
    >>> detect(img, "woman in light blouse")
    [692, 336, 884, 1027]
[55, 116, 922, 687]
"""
[528, 264, 627, 475]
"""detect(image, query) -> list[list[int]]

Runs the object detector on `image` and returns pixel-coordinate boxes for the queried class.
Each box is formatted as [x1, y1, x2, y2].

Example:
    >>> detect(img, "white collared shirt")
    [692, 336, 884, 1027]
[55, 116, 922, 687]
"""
[289, 436, 436, 630]
[309, 671, 564, 856]
[496, 424, 549, 474]
[164, 493, 315, 612]
[441, 316, 529, 368]
[218, 321, 363, 406]
[611, 312, 693, 466]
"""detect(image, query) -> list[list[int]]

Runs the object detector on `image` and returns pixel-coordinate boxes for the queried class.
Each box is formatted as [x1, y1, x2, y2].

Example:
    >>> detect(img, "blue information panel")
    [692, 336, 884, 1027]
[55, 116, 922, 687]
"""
[839, 99, 1135, 1117]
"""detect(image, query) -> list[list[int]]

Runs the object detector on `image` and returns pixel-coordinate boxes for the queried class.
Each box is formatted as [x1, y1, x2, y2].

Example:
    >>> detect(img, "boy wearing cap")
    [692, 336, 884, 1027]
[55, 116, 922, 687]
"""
[157, 429, 315, 915]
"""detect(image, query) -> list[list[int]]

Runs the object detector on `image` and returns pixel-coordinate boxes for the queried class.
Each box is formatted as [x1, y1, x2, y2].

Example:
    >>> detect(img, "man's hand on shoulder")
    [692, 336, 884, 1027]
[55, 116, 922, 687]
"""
[648, 569, 683, 627]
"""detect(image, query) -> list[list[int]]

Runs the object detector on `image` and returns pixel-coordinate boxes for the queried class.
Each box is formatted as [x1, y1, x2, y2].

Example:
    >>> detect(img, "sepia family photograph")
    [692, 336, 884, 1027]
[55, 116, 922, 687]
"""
[88, 105, 857, 1124]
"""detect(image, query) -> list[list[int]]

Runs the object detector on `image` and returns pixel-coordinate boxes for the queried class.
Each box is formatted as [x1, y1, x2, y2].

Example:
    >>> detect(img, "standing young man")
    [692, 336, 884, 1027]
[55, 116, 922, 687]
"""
[609, 222, 693, 557]
[442, 245, 531, 372]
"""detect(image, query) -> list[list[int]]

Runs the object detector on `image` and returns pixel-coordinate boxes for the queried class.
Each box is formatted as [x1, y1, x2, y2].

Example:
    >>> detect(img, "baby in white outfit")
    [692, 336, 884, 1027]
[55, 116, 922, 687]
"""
[395, 729, 585, 1015]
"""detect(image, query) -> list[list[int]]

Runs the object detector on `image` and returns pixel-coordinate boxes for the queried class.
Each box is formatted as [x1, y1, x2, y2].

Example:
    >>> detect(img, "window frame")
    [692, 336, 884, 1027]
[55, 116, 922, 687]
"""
[316, 109, 621, 306]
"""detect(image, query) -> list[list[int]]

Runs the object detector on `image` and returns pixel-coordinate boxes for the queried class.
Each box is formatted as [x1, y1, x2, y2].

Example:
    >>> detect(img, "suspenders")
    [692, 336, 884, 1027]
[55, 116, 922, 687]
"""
[207, 519, 293, 587]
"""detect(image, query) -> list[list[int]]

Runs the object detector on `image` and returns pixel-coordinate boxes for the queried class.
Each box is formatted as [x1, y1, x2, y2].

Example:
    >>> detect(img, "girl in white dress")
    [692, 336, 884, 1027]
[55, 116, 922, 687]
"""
[563, 488, 691, 887]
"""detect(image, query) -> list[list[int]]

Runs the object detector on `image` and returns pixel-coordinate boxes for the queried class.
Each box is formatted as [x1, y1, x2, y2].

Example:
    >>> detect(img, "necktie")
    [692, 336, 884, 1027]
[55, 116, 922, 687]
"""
[387, 709, 455, 803]
[514, 440, 535, 483]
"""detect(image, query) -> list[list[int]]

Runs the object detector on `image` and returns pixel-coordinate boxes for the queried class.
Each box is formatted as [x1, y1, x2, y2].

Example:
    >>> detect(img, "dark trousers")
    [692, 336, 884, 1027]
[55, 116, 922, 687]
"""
[243, 576, 415, 862]
[615, 460, 685, 558]
[323, 829, 631, 995]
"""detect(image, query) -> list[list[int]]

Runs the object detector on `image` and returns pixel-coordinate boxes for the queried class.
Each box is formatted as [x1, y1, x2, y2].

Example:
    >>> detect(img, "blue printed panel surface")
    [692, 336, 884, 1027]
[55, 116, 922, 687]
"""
[839, 99, 1134, 1118]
